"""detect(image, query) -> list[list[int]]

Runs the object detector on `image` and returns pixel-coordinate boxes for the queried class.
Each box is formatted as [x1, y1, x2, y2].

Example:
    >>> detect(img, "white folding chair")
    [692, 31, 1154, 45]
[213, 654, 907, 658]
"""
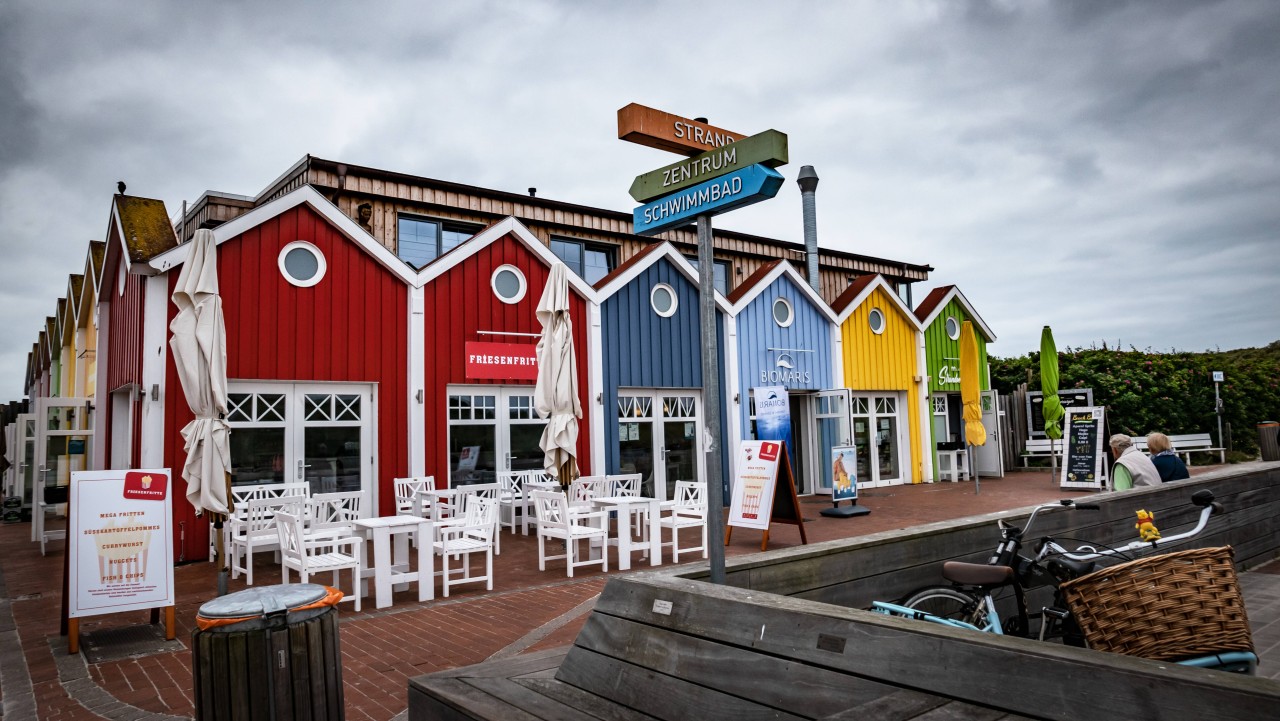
[497, 471, 534, 536]
[531, 490, 609, 578]
[432, 495, 497, 597]
[567, 476, 609, 509]
[659, 481, 708, 562]
[394, 476, 437, 517]
[275, 510, 363, 612]
[229, 494, 306, 585]
[453, 482, 501, 554]
[308, 491, 365, 538]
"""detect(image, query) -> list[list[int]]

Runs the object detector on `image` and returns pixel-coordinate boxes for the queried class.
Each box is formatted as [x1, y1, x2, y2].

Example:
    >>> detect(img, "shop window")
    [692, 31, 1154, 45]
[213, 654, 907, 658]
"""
[684, 256, 731, 295]
[278, 241, 326, 288]
[932, 395, 948, 415]
[650, 283, 677, 317]
[773, 297, 794, 327]
[491, 265, 527, 304]
[551, 238, 615, 285]
[396, 215, 481, 269]
[946, 316, 960, 340]
[868, 308, 886, 334]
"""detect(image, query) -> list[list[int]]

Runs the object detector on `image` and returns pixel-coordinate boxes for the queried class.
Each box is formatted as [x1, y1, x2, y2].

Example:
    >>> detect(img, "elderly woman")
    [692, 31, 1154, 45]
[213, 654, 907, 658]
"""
[1147, 432, 1191, 482]
[1110, 433, 1161, 490]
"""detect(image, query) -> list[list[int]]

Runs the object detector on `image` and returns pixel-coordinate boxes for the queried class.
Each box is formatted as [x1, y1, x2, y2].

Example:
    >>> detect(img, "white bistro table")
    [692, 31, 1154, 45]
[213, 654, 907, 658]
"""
[591, 496, 661, 571]
[352, 515, 434, 609]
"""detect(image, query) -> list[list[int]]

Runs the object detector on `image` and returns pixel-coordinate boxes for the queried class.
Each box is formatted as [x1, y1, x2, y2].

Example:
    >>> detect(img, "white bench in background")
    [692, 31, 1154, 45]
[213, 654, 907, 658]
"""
[1022, 433, 1223, 466]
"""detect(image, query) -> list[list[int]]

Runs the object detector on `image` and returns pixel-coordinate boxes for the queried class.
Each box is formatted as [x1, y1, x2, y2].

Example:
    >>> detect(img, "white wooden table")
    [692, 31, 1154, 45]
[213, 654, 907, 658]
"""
[352, 515, 434, 609]
[591, 496, 661, 571]
[937, 449, 969, 482]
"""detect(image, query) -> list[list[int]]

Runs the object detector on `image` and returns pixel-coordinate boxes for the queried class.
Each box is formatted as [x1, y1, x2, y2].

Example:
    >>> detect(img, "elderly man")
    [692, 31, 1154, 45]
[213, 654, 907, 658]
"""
[1110, 434, 1161, 490]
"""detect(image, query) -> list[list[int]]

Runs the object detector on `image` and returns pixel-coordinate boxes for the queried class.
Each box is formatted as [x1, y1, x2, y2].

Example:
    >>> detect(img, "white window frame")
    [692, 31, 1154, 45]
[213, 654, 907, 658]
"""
[945, 316, 960, 340]
[491, 265, 527, 305]
[868, 308, 886, 335]
[650, 283, 678, 318]
[277, 241, 327, 288]
[772, 297, 795, 328]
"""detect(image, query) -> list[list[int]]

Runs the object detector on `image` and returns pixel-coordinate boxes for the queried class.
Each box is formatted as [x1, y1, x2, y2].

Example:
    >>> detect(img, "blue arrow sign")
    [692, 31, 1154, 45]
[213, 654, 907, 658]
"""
[633, 164, 785, 236]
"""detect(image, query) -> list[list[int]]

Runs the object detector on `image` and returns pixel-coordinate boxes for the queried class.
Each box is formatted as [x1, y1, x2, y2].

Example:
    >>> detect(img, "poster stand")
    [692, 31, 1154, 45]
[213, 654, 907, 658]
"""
[63, 469, 177, 654]
[1060, 407, 1107, 492]
[726, 441, 809, 551]
[821, 444, 870, 518]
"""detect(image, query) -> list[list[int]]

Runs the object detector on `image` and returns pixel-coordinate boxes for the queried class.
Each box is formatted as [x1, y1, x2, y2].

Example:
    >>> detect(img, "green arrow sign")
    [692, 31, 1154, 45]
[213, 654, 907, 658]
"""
[628, 129, 788, 202]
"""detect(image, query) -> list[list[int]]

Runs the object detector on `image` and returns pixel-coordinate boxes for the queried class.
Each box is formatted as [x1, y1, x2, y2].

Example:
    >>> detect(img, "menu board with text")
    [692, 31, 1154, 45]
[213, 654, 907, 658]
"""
[728, 440, 783, 530]
[67, 469, 175, 618]
[1060, 407, 1106, 491]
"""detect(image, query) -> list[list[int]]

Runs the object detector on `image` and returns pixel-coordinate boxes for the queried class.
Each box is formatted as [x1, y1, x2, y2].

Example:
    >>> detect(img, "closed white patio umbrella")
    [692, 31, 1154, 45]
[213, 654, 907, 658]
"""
[169, 228, 232, 590]
[534, 263, 582, 488]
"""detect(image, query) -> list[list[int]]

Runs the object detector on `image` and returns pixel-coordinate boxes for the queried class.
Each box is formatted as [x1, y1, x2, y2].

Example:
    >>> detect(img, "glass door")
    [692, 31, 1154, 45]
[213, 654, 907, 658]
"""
[446, 386, 548, 486]
[16, 413, 36, 510]
[34, 398, 93, 546]
[814, 390, 851, 494]
[300, 388, 371, 494]
[505, 392, 548, 474]
[853, 393, 906, 488]
[618, 391, 702, 502]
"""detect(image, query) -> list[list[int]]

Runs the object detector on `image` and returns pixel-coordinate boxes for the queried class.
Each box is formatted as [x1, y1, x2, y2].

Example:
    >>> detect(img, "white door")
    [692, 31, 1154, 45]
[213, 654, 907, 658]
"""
[34, 398, 93, 544]
[617, 391, 703, 502]
[446, 386, 549, 486]
[109, 387, 137, 470]
[974, 390, 1005, 477]
[813, 389, 851, 494]
[853, 393, 907, 488]
[226, 382, 375, 502]
[15, 414, 35, 511]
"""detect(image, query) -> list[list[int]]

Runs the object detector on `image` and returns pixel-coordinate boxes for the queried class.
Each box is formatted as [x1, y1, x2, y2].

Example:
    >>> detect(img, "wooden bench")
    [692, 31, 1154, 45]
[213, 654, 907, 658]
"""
[1022, 433, 1224, 467]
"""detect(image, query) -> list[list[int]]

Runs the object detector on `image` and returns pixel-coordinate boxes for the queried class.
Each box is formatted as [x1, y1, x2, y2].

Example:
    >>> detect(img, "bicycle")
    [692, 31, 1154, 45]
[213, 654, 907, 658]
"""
[871, 489, 1258, 673]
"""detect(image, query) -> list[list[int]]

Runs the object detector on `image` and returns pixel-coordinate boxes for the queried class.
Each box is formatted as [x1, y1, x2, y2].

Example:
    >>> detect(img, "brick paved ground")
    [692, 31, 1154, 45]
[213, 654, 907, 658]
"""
[4, 465, 1261, 720]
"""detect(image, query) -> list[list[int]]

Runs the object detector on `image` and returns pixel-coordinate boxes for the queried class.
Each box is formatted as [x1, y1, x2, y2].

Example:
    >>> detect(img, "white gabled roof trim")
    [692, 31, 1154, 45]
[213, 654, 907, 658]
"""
[728, 261, 839, 324]
[593, 242, 731, 313]
[916, 286, 997, 342]
[834, 275, 923, 331]
[147, 185, 418, 284]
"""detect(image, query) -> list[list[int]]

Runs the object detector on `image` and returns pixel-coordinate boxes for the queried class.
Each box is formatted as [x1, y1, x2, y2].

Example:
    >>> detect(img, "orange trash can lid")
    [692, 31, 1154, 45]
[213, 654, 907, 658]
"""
[196, 583, 343, 632]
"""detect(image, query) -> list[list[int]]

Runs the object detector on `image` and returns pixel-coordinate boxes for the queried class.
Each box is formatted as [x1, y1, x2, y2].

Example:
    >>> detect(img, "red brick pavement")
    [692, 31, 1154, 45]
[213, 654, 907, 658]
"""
[0, 467, 1223, 720]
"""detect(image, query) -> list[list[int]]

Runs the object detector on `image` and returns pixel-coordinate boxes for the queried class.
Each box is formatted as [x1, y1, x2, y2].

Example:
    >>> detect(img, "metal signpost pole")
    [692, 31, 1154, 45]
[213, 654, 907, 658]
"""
[1214, 371, 1224, 450]
[698, 213, 727, 584]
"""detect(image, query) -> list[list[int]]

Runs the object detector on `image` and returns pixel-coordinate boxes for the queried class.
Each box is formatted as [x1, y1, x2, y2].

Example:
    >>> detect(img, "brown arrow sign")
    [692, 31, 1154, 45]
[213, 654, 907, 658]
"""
[629, 129, 789, 202]
[617, 103, 747, 156]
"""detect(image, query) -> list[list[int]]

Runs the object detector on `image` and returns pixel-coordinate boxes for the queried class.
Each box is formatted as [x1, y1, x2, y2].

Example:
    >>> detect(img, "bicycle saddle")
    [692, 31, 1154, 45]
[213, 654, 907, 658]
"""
[942, 561, 1013, 586]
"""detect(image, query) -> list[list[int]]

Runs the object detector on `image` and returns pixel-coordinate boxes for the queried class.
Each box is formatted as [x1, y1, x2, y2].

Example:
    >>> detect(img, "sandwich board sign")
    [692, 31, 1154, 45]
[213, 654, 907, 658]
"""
[726, 440, 808, 550]
[1060, 408, 1107, 491]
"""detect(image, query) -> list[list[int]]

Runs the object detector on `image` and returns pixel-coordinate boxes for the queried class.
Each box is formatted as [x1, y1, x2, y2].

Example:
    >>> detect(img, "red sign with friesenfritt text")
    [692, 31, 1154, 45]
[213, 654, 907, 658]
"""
[465, 342, 539, 380]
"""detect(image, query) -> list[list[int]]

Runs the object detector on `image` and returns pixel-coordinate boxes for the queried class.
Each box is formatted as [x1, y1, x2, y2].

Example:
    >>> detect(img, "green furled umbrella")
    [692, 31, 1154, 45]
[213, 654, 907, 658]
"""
[1040, 326, 1064, 480]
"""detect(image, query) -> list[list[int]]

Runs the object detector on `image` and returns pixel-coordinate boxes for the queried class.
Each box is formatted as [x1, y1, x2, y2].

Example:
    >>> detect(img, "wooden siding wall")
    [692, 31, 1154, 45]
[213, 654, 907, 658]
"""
[419, 233, 592, 483]
[923, 297, 990, 393]
[840, 286, 923, 483]
[164, 205, 410, 559]
[105, 265, 145, 393]
[599, 258, 729, 487]
[734, 274, 835, 442]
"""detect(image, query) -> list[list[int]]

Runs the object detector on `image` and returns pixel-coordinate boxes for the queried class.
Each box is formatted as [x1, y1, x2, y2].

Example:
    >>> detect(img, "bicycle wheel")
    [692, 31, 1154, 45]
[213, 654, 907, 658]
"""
[901, 586, 987, 628]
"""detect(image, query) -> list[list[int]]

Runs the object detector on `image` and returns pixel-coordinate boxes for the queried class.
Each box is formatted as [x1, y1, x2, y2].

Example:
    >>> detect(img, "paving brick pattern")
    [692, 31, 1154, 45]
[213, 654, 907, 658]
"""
[4, 467, 1272, 720]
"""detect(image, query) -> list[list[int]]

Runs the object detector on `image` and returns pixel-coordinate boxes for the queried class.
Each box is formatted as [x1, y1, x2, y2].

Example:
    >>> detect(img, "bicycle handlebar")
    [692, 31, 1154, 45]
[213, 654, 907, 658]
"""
[1038, 492, 1219, 562]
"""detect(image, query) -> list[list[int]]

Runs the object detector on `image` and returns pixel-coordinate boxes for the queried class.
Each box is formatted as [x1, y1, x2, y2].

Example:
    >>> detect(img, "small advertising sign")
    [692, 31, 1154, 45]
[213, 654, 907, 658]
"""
[1060, 407, 1107, 491]
[1027, 389, 1094, 438]
[830, 446, 858, 502]
[1213, 371, 1224, 383]
[456, 446, 481, 472]
[465, 341, 539, 381]
[727, 440, 783, 530]
[753, 385, 794, 471]
[68, 469, 175, 619]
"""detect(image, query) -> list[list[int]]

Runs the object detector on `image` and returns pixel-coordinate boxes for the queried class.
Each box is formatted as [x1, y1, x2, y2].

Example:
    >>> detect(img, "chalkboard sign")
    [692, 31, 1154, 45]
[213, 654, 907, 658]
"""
[1027, 389, 1094, 438]
[1060, 406, 1106, 491]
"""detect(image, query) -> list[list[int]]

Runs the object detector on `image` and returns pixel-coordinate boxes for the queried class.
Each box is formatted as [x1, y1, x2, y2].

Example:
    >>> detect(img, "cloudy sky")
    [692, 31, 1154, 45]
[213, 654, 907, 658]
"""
[2, 0, 1277, 401]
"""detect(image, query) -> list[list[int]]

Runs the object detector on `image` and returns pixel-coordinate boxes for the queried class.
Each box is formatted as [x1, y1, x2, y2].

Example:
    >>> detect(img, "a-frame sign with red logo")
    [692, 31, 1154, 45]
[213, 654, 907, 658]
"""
[726, 440, 808, 551]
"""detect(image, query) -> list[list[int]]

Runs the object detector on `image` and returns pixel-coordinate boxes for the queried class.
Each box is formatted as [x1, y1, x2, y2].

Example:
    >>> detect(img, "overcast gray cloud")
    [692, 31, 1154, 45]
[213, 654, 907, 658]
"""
[2, 0, 1278, 401]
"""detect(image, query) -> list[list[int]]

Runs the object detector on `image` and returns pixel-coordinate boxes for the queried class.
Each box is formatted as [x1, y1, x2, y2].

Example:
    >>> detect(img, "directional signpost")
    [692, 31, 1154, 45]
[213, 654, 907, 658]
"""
[618, 103, 789, 585]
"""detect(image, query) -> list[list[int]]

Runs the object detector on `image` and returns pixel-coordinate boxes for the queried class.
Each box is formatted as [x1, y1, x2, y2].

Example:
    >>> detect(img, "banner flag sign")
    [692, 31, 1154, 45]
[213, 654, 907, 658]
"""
[727, 440, 783, 530]
[629, 130, 789, 202]
[465, 341, 539, 380]
[753, 385, 795, 474]
[633, 164, 785, 236]
[831, 446, 858, 502]
[617, 103, 746, 156]
[67, 469, 175, 619]
[1060, 407, 1107, 491]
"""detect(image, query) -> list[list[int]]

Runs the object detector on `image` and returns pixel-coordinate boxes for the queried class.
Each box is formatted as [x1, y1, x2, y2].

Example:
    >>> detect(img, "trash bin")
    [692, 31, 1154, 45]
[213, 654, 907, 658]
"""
[1259, 421, 1280, 462]
[192, 584, 345, 720]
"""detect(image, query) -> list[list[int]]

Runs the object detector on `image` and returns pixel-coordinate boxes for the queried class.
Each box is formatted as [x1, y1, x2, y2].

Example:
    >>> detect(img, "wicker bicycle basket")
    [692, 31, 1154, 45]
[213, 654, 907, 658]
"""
[1058, 546, 1253, 661]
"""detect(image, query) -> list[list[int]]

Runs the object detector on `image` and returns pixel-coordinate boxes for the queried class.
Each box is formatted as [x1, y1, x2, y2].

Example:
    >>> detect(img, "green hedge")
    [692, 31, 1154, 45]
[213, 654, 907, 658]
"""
[991, 341, 1280, 455]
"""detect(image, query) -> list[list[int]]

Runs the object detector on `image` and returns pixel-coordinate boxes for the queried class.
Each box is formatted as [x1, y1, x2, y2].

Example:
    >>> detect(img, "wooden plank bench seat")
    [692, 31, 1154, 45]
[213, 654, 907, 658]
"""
[1023, 433, 1224, 467]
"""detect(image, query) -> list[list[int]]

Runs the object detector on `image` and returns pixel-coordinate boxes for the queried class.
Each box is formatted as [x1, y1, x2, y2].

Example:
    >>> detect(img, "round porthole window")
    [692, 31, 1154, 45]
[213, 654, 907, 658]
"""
[945, 316, 960, 340]
[651, 283, 677, 317]
[117, 258, 127, 297]
[278, 241, 326, 288]
[772, 297, 794, 327]
[492, 265, 527, 304]
[869, 308, 886, 334]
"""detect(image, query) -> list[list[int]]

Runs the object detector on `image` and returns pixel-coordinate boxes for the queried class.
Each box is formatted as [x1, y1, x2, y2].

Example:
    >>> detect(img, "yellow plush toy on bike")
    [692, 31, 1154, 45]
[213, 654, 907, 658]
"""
[1135, 509, 1160, 542]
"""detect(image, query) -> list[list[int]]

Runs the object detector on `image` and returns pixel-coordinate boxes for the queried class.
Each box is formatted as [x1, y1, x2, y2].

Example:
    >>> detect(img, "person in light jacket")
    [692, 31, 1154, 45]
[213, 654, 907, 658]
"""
[1110, 434, 1161, 490]
[1147, 432, 1191, 482]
